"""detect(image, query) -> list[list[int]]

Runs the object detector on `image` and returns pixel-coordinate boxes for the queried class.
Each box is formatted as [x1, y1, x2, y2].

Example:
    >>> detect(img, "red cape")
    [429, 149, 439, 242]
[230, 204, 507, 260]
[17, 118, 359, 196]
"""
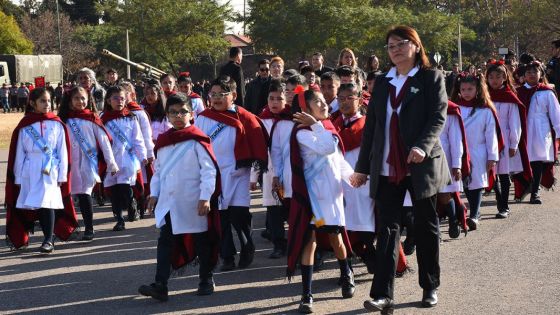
[329, 110, 342, 123]
[516, 84, 557, 189]
[490, 87, 533, 198]
[259, 106, 293, 149]
[5, 112, 79, 249]
[286, 120, 351, 278]
[101, 108, 133, 124]
[332, 115, 365, 152]
[199, 106, 268, 170]
[456, 98, 505, 190]
[67, 109, 112, 143]
[154, 125, 222, 270]
[127, 102, 154, 196]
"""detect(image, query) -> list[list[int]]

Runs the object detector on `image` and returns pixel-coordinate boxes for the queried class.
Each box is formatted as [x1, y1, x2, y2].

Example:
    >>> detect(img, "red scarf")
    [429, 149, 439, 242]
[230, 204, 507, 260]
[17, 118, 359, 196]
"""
[5, 112, 79, 249]
[154, 125, 222, 270]
[199, 106, 269, 169]
[516, 83, 557, 189]
[361, 91, 371, 107]
[489, 87, 533, 197]
[258, 106, 292, 121]
[190, 92, 201, 99]
[127, 101, 143, 111]
[333, 115, 365, 152]
[387, 79, 411, 184]
[101, 108, 133, 124]
[67, 109, 112, 143]
[286, 120, 351, 278]
[456, 98, 505, 190]
[329, 110, 342, 122]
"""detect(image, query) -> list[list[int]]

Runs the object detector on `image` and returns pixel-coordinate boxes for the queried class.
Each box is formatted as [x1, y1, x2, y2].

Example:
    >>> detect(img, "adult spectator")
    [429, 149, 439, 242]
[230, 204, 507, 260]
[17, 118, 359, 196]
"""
[353, 25, 450, 312]
[1, 83, 10, 113]
[365, 54, 380, 73]
[45, 82, 55, 108]
[54, 83, 63, 109]
[103, 68, 120, 89]
[244, 59, 271, 114]
[270, 56, 285, 79]
[9, 84, 18, 112]
[17, 83, 29, 112]
[219, 47, 245, 107]
[311, 52, 333, 77]
[337, 48, 366, 87]
[546, 39, 560, 95]
[445, 63, 460, 95]
[76, 67, 106, 111]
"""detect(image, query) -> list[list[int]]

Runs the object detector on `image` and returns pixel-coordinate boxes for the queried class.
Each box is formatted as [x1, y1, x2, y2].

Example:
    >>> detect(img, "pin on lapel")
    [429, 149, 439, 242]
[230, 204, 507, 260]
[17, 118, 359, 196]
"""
[411, 87, 419, 94]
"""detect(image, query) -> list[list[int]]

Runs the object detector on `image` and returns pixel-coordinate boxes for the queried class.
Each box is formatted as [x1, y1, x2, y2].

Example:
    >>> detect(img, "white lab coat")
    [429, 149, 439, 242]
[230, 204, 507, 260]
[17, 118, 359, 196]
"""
[103, 116, 147, 187]
[297, 122, 353, 226]
[524, 86, 560, 162]
[460, 106, 499, 190]
[440, 115, 464, 193]
[151, 139, 216, 234]
[270, 120, 295, 199]
[196, 115, 251, 209]
[250, 119, 277, 206]
[67, 118, 118, 195]
[342, 147, 375, 232]
[151, 118, 173, 143]
[14, 120, 68, 210]
[494, 101, 523, 174]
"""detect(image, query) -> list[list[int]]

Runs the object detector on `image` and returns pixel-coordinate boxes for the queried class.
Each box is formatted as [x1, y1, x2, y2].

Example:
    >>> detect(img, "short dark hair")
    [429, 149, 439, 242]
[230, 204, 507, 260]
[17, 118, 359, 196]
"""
[106, 68, 117, 74]
[283, 69, 298, 77]
[258, 59, 270, 66]
[338, 82, 362, 95]
[335, 65, 355, 77]
[300, 65, 313, 75]
[320, 71, 340, 83]
[229, 47, 242, 58]
[268, 78, 286, 94]
[286, 74, 306, 86]
[177, 75, 193, 84]
[211, 75, 237, 93]
[166, 92, 192, 112]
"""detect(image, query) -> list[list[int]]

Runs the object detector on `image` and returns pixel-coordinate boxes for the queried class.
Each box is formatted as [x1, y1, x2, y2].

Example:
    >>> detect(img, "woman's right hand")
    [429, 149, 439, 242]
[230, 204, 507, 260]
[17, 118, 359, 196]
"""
[350, 173, 368, 188]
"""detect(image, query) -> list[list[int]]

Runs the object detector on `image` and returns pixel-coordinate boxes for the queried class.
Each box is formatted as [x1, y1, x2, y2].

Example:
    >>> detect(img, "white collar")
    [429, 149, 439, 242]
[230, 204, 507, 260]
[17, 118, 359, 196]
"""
[342, 112, 362, 121]
[523, 82, 535, 89]
[386, 66, 420, 79]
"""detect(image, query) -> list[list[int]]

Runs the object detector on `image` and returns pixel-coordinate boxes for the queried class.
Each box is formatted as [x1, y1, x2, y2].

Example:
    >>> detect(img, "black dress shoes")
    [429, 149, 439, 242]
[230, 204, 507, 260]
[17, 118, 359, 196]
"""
[340, 271, 355, 299]
[363, 297, 394, 313]
[421, 289, 438, 307]
[238, 246, 255, 268]
[138, 282, 168, 301]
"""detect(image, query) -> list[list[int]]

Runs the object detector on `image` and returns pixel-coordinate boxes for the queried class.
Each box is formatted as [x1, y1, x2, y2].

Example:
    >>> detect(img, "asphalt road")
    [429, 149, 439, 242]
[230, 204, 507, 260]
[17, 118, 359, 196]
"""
[1, 149, 559, 314]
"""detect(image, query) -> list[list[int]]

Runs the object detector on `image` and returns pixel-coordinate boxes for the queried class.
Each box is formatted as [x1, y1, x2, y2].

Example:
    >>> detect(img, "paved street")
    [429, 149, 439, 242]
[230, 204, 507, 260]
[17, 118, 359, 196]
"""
[1, 149, 560, 314]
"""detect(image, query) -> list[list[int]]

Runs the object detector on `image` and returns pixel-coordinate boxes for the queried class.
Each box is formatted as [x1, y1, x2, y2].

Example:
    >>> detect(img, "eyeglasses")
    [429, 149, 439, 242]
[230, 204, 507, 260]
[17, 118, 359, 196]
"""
[209, 92, 231, 99]
[268, 96, 285, 101]
[111, 96, 125, 101]
[259, 68, 270, 72]
[384, 39, 411, 51]
[168, 110, 190, 117]
[337, 95, 359, 101]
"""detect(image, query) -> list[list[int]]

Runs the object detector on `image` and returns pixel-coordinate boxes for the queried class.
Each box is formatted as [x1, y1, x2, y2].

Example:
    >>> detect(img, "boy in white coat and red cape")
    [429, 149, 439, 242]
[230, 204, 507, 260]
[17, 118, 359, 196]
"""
[138, 93, 221, 301]
[195, 76, 268, 271]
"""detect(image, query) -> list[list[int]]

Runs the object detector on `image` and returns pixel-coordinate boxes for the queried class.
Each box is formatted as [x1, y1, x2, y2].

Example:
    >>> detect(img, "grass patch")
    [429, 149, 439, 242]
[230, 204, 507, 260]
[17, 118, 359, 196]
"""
[0, 113, 24, 149]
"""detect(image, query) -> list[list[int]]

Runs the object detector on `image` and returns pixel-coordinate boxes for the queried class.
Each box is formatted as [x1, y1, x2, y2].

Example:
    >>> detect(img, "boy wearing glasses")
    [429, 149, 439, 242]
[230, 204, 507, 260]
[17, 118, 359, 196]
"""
[139, 93, 221, 301]
[196, 76, 268, 271]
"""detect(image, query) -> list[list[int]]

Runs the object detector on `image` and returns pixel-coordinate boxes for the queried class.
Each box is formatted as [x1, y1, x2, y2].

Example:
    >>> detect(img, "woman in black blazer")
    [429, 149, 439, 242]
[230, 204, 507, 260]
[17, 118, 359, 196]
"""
[351, 26, 450, 313]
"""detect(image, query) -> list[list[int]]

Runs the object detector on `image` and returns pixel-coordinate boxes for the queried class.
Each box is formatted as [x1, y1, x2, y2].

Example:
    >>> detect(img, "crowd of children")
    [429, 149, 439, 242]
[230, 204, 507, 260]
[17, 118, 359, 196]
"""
[4, 44, 560, 314]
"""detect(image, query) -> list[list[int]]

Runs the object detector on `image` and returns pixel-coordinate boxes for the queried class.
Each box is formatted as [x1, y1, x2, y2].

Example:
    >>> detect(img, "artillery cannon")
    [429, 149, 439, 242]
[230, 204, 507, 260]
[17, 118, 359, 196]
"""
[101, 49, 166, 79]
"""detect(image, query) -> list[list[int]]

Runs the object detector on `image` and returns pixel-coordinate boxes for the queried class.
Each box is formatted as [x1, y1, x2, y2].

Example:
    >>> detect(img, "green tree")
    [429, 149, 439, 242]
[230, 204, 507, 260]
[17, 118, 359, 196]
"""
[0, 10, 34, 54]
[97, 0, 232, 73]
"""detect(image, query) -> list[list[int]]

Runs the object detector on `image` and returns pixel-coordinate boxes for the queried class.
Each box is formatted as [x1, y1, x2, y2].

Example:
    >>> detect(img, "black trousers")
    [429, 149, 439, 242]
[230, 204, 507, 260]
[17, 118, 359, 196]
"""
[220, 206, 254, 261]
[77, 194, 94, 232]
[110, 184, 132, 224]
[38, 208, 55, 244]
[155, 213, 212, 285]
[493, 174, 511, 211]
[530, 161, 544, 194]
[267, 203, 288, 249]
[370, 176, 440, 299]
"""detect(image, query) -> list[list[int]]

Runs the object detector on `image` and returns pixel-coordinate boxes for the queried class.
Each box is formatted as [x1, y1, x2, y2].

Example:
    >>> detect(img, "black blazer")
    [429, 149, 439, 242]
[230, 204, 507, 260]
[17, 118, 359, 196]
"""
[219, 61, 245, 107]
[355, 68, 451, 200]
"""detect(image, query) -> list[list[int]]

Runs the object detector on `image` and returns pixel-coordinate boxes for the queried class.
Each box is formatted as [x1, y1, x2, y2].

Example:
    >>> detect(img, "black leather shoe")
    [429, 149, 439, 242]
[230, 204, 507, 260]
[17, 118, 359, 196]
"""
[402, 238, 415, 255]
[39, 242, 54, 254]
[529, 194, 542, 204]
[238, 247, 255, 268]
[421, 289, 438, 307]
[260, 229, 272, 241]
[341, 271, 355, 299]
[113, 222, 125, 231]
[197, 278, 215, 296]
[449, 220, 460, 239]
[138, 282, 168, 301]
[363, 298, 394, 313]
[268, 248, 284, 259]
[298, 294, 313, 313]
[220, 259, 235, 271]
[82, 230, 95, 241]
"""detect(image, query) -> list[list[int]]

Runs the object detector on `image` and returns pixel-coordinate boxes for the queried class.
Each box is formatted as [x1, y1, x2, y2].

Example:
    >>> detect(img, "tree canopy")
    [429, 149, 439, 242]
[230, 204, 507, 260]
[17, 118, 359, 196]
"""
[0, 10, 33, 54]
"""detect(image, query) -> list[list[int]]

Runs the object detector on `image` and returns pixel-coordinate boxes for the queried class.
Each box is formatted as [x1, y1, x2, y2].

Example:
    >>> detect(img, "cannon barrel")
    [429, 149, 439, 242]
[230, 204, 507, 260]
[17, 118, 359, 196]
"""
[101, 49, 164, 79]
[139, 62, 166, 76]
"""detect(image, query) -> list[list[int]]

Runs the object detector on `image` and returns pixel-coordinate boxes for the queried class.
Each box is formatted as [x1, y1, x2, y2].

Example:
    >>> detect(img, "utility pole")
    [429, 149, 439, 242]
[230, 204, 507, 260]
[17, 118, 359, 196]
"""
[243, 0, 246, 35]
[126, 29, 131, 80]
[55, 0, 63, 83]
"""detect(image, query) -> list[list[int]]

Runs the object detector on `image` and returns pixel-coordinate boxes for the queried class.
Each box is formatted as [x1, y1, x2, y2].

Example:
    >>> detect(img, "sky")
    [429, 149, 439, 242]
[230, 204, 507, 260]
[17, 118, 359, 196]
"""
[219, 0, 247, 34]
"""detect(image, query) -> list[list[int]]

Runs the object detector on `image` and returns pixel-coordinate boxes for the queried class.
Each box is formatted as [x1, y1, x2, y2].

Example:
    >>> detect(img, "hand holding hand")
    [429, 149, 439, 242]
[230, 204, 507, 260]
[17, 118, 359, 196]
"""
[350, 173, 368, 188]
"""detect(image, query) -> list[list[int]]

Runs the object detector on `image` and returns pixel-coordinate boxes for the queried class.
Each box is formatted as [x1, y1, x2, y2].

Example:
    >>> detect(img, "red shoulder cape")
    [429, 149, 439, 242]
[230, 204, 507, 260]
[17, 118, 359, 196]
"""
[286, 120, 351, 278]
[154, 125, 222, 270]
[332, 115, 366, 152]
[199, 106, 269, 170]
[101, 108, 134, 124]
[67, 109, 112, 143]
[489, 87, 533, 198]
[5, 112, 79, 249]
